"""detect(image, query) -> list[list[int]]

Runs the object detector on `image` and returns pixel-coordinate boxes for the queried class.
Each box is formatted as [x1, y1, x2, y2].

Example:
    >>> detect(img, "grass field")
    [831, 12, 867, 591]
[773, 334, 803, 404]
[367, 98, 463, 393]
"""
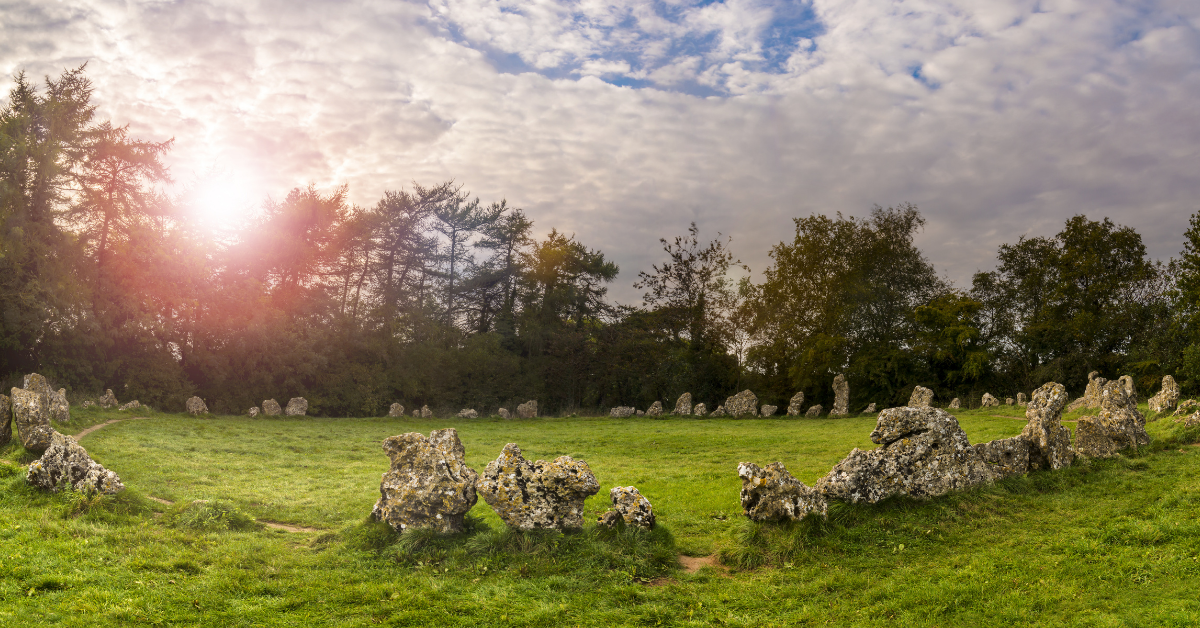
[2, 403, 1199, 626]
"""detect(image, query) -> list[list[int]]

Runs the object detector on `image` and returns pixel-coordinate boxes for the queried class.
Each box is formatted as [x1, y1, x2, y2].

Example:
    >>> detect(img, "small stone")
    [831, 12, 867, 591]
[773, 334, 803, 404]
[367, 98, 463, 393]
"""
[412, 409, 420, 417]
[693, 403, 707, 416]
[724, 390, 758, 417]
[637, 410, 645, 416]
[1178, 411, 1200, 428]
[908, 386, 933, 408]
[12, 387, 53, 453]
[81, 400, 95, 409]
[674, 393, 692, 415]
[598, 486, 655, 529]
[864, 403, 876, 413]
[831, 374, 849, 416]
[786, 391, 805, 416]
[760, 405, 778, 417]
[285, 397, 308, 416]
[646, 401, 663, 416]
[1005, 397, 1014, 406]
[98, 389, 118, 409]
[609, 406, 635, 418]
[456, 408, 478, 419]
[1017, 392, 1027, 407]
[371, 428, 478, 534]
[185, 396, 208, 415]
[805, 404, 822, 418]
[498, 408, 511, 419]
[517, 400, 537, 418]
[118, 400, 140, 411]
[476, 443, 599, 531]
[0, 394, 12, 447]
[1020, 382, 1074, 470]
[948, 398, 961, 410]
[263, 399, 282, 416]
[248, 407, 260, 417]
[417, 405, 431, 418]
[709, 405, 726, 417]
[1174, 399, 1198, 417]
[975, 436, 1030, 479]
[1074, 380, 1151, 459]
[26, 431, 124, 495]
[388, 403, 405, 418]
[981, 393, 999, 407]
[738, 461, 827, 521]
[1148, 376, 1181, 414]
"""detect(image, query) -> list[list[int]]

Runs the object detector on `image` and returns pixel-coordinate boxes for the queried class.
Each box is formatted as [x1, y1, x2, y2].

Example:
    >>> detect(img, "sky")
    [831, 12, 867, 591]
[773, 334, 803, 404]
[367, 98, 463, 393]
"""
[2, 0, 1198, 303]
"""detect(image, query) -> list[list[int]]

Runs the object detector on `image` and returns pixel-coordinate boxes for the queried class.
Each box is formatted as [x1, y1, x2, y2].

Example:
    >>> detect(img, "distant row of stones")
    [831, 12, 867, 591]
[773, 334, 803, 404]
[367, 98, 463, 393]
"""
[383, 400, 539, 420]
[245, 398, 309, 417]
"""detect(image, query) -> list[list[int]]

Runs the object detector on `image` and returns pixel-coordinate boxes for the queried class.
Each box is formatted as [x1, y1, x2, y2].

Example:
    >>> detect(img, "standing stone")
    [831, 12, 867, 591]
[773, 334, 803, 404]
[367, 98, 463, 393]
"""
[388, 403, 405, 418]
[456, 408, 479, 419]
[805, 405, 823, 417]
[598, 486, 656, 529]
[949, 398, 961, 410]
[1067, 371, 1106, 411]
[637, 410, 644, 416]
[646, 401, 663, 416]
[831, 374, 849, 416]
[1017, 392, 1027, 407]
[1074, 380, 1151, 459]
[498, 408, 511, 419]
[371, 428, 478, 534]
[412, 409, 420, 417]
[908, 386, 934, 408]
[738, 461, 827, 521]
[1005, 397, 1015, 406]
[786, 391, 805, 416]
[262, 399, 282, 416]
[981, 393, 1000, 407]
[99, 389, 118, 409]
[864, 403, 877, 413]
[760, 405, 778, 417]
[693, 403, 707, 416]
[975, 436, 1031, 479]
[816, 406, 997, 504]
[516, 400, 537, 418]
[609, 406, 635, 418]
[248, 407, 260, 417]
[674, 393, 693, 415]
[23, 375, 69, 423]
[1148, 376, 1181, 413]
[12, 387, 53, 453]
[1118, 375, 1136, 401]
[710, 405, 726, 417]
[185, 396, 208, 415]
[420, 405, 432, 418]
[80, 400, 95, 409]
[26, 431, 124, 495]
[0, 394, 12, 448]
[1020, 382, 1074, 470]
[285, 397, 308, 416]
[118, 400, 140, 411]
[724, 390, 758, 417]
[476, 443, 599, 531]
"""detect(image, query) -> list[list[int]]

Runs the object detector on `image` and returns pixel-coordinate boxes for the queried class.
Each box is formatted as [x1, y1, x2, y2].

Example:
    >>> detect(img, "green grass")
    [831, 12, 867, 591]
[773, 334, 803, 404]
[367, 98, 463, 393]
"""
[1, 404, 1198, 626]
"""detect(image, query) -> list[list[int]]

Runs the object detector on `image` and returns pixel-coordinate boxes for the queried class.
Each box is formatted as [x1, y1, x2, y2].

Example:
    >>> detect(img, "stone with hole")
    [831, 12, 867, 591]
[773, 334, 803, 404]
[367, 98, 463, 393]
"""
[1020, 382, 1074, 470]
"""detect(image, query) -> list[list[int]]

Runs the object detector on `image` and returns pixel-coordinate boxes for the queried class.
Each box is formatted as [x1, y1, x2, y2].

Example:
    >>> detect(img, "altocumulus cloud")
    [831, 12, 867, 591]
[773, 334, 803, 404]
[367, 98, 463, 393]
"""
[2, 0, 1198, 301]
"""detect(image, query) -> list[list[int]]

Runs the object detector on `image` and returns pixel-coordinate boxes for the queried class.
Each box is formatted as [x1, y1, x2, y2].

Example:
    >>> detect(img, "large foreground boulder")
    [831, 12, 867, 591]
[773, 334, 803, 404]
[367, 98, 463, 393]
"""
[26, 431, 124, 495]
[816, 406, 996, 504]
[831, 374, 849, 416]
[724, 390, 758, 417]
[185, 396, 208, 415]
[262, 399, 282, 416]
[476, 443, 599, 530]
[1074, 381, 1151, 458]
[0, 394, 12, 447]
[786, 392, 805, 416]
[738, 461, 828, 521]
[1148, 376, 1181, 414]
[908, 386, 933, 408]
[516, 400, 537, 418]
[598, 486, 656, 529]
[674, 393, 692, 415]
[286, 397, 308, 416]
[12, 387, 54, 453]
[1020, 382, 1074, 470]
[371, 428, 478, 534]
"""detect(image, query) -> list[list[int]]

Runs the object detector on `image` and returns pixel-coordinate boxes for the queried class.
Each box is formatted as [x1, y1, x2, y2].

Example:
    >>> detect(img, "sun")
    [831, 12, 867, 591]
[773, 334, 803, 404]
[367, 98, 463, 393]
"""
[188, 169, 260, 230]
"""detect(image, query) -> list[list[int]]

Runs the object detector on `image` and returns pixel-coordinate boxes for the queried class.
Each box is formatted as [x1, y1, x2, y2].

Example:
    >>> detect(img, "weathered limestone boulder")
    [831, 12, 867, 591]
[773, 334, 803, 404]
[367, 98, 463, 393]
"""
[1005, 397, 1015, 406]
[816, 406, 997, 503]
[412, 409, 420, 417]
[12, 387, 53, 453]
[99, 389, 118, 409]
[0, 394, 12, 447]
[738, 461, 828, 521]
[598, 486, 656, 529]
[831, 374, 849, 416]
[263, 399, 282, 416]
[80, 400, 95, 409]
[1174, 399, 1199, 417]
[285, 397, 308, 416]
[908, 386, 934, 408]
[420, 405, 432, 418]
[1017, 392, 1027, 407]
[498, 408, 511, 419]
[805, 404, 822, 417]
[710, 405, 726, 417]
[949, 398, 961, 410]
[1074, 380, 1151, 459]
[517, 400, 537, 418]
[864, 403, 877, 414]
[674, 393, 692, 415]
[693, 403, 707, 416]
[1177, 410, 1200, 428]
[610, 406, 635, 418]
[185, 396, 208, 415]
[786, 391, 805, 416]
[456, 408, 478, 419]
[23, 374, 69, 423]
[371, 428, 478, 534]
[476, 443, 599, 531]
[637, 410, 645, 416]
[761, 405, 778, 417]
[981, 393, 999, 407]
[1067, 371, 1106, 411]
[1020, 382, 1074, 470]
[975, 436, 1030, 479]
[1118, 375, 1136, 401]
[26, 431, 124, 495]
[248, 407, 260, 417]
[388, 403, 405, 418]
[646, 401, 663, 416]
[724, 390, 758, 417]
[1148, 376, 1181, 413]
[118, 400, 140, 411]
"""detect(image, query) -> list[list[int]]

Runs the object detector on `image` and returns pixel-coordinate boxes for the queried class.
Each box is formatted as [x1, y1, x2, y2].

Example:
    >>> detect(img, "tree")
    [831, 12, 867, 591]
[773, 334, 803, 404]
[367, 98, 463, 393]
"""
[430, 184, 503, 327]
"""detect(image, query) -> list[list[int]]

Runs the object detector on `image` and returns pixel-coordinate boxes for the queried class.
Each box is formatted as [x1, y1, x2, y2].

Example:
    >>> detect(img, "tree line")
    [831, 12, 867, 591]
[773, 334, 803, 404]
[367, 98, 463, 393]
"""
[3, 67, 1198, 416]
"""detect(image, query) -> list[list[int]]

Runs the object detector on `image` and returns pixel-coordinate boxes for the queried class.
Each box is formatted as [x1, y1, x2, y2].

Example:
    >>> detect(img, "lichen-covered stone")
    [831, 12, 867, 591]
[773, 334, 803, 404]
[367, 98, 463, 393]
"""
[637, 410, 644, 416]
[646, 401, 663, 416]
[26, 431, 124, 495]
[185, 396, 208, 415]
[0, 394, 12, 447]
[805, 404, 823, 417]
[761, 405, 778, 417]
[1178, 411, 1200, 428]
[23, 374, 69, 423]
[1118, 375, 1136, 401]
[981, 393, 999, 407]
[388, 403, 405, 417]
[598, 486, 655, 529]
[1017, 392, 1027, 407]
[816, 406, 997, 503]
[674, 393, 692, 415]
[477, 443, 599, 531]
[1020, 382, 1074, 470]
[724, 390, 758, 417]
[949, 398, 961, 410]
[1067, 371, 1106, 411]
[1148, 376, 1180, 413]
[1074, 380, 1151, 459]
[975, 436, 1030, 478]
[118, 400, 140, 411]
[285, 397, 308, 416]
[248, 407, 260, 417]
[693, 403, 707, 416]
[420, 405, 432, 418]
[12, 387, 53, 453]
[786, 391, 805, 416]
[908, 386, 934, 408]
[831, 374, 849, 416]
[371, 428, 478, 534]
[412, 409, 420, 417]
[456, 408, 478, 419]
[262, 399, 281, 416]
[498, 408, 511, 419]
[517, 400, 537, 418]
[610, 406, 635, 418]
[864, 403, 876, 413]
[738, 461, 828, 521]
[1174, 399, 1198, 417]
[710, 405, 726, 417]
[1005, 397, 1014, 406]
[99, 389, 118, 409]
